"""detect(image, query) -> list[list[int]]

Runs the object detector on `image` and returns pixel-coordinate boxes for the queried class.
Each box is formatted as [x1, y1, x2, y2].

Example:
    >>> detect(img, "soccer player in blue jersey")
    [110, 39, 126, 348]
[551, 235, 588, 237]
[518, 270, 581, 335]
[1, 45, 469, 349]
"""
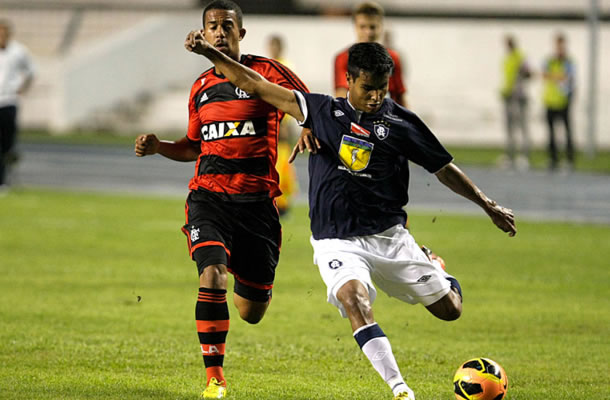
[185, 33, 516, 400]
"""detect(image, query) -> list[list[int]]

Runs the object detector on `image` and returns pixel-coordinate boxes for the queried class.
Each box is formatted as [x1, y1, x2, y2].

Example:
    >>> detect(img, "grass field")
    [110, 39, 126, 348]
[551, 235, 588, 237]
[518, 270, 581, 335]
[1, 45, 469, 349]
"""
[1, 189, 609, 399]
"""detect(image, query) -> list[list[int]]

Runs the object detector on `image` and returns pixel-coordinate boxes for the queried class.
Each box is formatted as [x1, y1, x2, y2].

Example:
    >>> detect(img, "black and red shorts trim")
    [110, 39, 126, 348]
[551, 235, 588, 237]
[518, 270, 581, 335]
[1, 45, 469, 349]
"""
[183, 189, 281, 302]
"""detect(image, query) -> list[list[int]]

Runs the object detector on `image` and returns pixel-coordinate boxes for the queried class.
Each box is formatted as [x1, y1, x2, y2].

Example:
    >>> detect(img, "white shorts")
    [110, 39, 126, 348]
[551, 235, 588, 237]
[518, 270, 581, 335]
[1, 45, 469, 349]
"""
[311, 224, 451, 318]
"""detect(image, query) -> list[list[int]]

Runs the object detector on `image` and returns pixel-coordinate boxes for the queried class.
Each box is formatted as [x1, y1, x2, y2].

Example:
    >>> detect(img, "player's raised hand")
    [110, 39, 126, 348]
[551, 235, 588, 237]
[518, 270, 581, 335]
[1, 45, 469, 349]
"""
[485, 200, 517, 237]
[289, 128, 321, 163]
[134, 134, 160, 157]
[184, 30, 211, 55]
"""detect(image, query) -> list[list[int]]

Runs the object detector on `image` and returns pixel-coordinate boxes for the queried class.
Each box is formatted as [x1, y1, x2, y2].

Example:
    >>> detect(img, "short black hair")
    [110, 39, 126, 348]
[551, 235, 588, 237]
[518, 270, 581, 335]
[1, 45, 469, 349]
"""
[202, 0, 243, 29]
[347, 42, 394, 79]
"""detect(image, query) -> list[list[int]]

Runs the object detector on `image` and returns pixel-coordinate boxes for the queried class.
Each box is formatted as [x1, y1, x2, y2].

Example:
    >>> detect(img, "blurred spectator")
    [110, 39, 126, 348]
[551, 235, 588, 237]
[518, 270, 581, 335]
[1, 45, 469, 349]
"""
[267, 34, 298, 216]
[499, 34, 532, 170]
[333, 1, 407, 107]
[0, 18, 35, 191]
[267, 34, 294, 70]
[542, 33, 575, 172]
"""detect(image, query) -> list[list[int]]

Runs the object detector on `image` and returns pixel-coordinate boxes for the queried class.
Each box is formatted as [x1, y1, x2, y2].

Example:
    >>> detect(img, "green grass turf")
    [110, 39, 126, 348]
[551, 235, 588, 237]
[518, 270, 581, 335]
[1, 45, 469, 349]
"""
[0, 189, 608, 399]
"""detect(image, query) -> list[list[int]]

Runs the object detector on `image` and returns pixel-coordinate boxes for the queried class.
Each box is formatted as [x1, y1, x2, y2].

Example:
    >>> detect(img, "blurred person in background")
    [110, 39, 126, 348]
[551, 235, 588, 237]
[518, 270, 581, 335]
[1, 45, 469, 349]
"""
[267, 34, 299, 216]
[267, 34, 293, 70]
[0, 18, 35, 193]
[542, 32, 575, 172]
[134, 1, 308, 398]
[334, 1, 407, 107]
[499, 34, 532, 171]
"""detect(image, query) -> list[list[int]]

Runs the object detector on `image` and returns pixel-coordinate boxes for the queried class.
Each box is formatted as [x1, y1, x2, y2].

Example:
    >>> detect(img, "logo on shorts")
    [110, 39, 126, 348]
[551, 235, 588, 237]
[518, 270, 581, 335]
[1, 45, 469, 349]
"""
[190, 227, 200, 242]
[417, 275, 432, 283]
[329, 259, 343, 269]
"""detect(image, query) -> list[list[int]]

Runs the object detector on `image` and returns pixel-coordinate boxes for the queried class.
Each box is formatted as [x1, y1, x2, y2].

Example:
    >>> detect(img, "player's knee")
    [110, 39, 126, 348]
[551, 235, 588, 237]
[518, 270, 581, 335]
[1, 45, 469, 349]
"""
[427, 292, 462, 321]
[238, 307, 266, 324]
[235, 301, 269, 324]
[233, 288, 270, 324]
[199, 264, 228, 288]
[338, 287, 371, 317]
[441, 304, 462, 321]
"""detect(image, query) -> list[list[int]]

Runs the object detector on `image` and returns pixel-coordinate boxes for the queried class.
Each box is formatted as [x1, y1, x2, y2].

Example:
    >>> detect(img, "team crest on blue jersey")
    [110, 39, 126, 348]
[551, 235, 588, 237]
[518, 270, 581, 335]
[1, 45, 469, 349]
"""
[338, 135, 374, 172]
[373, 120, 391, 140]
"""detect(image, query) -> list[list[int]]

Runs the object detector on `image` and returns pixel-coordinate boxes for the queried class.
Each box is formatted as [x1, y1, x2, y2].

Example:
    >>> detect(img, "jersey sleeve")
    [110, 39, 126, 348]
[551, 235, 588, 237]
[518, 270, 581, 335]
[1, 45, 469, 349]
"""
[334, 51, 348, 90]
[264, 59, 309, 93]
[399, 108, 453, 173]
[388, 50, 406, 101]
[294, 91, 334, 142]
[186, 80, 203, 142]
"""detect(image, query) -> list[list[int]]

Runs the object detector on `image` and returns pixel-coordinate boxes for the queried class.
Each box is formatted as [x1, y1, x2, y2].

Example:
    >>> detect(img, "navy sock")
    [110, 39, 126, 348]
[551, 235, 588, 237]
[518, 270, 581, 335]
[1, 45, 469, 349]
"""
[446, 277, 463, 301]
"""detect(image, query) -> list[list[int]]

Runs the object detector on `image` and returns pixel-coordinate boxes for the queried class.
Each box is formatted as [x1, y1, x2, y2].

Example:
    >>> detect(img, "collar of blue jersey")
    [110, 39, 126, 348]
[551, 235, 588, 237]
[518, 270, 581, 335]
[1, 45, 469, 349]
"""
[345, 91, 390, 123]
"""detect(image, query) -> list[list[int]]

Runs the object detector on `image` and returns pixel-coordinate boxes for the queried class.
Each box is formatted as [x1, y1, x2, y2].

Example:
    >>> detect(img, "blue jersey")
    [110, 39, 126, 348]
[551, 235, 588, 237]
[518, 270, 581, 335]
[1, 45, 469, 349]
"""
[295, 92, 453, 240]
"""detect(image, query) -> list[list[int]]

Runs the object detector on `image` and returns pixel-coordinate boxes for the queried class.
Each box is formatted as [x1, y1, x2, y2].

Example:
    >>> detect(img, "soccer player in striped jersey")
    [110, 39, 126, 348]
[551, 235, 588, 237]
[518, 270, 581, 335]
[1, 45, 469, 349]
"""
[185, 33, 516, 400]
[135, 1, 307, 398]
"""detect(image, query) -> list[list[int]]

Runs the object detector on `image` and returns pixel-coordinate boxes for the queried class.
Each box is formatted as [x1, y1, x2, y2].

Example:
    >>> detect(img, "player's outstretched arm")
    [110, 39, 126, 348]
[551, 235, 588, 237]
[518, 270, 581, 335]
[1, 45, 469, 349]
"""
[135, 134, 200, 162]
[435, 163, 517, 236]
[184, 30, 304, 122]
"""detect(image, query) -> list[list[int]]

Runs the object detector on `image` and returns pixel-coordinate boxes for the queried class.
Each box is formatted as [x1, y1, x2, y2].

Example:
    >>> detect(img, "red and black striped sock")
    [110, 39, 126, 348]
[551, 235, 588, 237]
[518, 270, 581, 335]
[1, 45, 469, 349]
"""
[196, 287, 229, 385]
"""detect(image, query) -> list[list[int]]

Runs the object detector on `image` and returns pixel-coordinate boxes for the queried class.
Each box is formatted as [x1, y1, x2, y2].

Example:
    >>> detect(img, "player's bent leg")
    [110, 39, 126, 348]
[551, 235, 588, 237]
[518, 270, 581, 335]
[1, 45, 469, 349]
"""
[336, 279, 375, 330]
[233, 293, 269, 324]
[337, 280, 414, 398]
[419, 245, 462, 321]
[233, 279, 273, 324]
[425, 289, 462, 321]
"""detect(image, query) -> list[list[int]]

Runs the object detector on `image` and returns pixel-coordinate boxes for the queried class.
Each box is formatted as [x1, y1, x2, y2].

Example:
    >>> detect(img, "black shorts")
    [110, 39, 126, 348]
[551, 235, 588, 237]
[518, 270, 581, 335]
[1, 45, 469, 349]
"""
[182, 190, 281, 302]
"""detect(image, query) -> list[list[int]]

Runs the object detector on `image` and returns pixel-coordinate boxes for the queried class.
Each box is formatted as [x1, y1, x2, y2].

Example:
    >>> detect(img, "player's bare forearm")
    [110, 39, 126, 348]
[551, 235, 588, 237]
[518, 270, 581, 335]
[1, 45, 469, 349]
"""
[435, 163, 517, 236]
[135, 134, 199, 162]
[184, 30, 304, 121]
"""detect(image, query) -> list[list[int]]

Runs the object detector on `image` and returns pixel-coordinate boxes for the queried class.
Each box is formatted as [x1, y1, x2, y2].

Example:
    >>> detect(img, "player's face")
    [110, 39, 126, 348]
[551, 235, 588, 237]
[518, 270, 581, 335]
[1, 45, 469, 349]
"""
[203, 9, 245, 61]
[353, 14, 383, 43]
[347, 70, 389, 113]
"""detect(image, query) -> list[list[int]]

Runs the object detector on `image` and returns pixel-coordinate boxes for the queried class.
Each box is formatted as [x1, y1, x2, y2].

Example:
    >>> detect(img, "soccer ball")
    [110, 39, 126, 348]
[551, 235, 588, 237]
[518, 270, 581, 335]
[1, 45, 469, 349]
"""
[453, 357, 508, 400]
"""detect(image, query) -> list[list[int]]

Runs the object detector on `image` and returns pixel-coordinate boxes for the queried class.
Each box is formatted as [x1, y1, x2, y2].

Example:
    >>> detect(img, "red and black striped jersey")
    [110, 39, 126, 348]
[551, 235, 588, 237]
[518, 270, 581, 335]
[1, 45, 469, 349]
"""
[187, 54, 308, 202]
